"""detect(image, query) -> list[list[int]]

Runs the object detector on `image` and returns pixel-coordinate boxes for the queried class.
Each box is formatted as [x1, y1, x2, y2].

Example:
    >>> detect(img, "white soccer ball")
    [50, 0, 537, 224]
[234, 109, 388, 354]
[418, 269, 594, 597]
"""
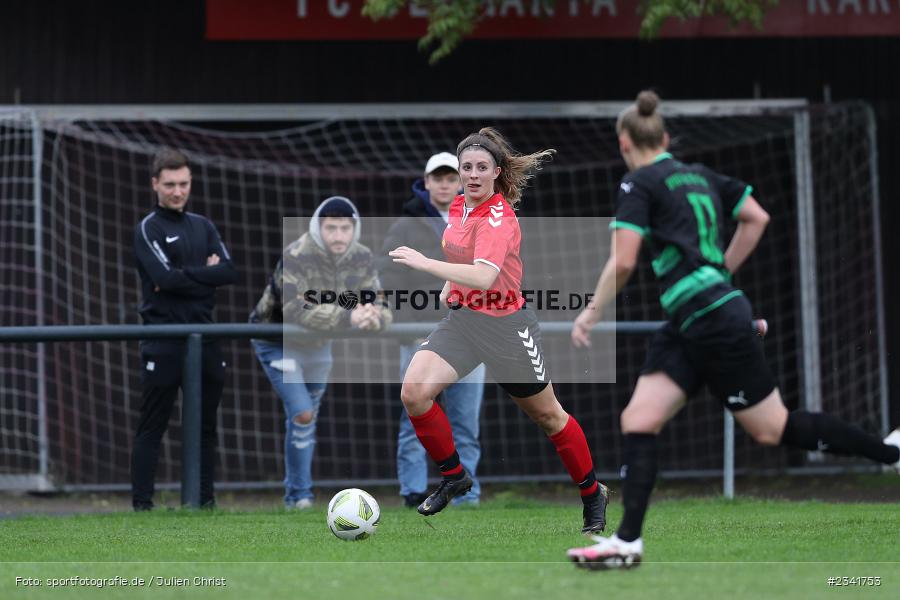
[327, 488, 380, 541]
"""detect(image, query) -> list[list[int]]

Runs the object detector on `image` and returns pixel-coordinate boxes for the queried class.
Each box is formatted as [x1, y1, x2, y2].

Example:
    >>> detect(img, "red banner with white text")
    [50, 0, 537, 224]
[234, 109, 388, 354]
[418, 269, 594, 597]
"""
[206, 0, 900, 40]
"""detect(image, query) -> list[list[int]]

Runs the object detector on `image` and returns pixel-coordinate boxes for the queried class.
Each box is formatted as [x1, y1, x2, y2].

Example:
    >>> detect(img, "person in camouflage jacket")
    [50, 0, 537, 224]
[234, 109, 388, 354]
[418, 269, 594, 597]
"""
[250, 196, 390, 508]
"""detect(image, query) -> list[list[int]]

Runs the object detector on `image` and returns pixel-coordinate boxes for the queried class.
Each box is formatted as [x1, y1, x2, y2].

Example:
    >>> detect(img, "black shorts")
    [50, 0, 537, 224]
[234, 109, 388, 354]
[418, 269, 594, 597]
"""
[419, 305, 550, 398]
[641, 293, 777, 411]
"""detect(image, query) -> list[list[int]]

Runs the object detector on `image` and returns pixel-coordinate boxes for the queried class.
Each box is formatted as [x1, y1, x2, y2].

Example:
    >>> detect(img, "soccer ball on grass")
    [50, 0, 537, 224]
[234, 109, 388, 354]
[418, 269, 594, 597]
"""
[327, 488, 380, 541]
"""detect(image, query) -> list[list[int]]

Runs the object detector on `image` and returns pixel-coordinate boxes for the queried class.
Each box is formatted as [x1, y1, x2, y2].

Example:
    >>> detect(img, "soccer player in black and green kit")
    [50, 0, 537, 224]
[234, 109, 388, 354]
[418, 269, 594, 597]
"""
[566, 90, 900, 570]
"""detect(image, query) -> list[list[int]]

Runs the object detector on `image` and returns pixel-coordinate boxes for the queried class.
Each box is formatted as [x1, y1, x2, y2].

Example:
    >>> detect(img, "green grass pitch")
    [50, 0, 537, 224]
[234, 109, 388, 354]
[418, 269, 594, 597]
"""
[2, 497, 898, 599]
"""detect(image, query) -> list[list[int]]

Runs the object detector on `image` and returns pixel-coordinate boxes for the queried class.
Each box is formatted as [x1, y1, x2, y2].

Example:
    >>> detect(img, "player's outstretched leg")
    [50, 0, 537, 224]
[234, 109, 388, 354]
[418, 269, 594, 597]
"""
[547, 414, 609, 533]
[401, 350, 468, 516]
[736, 390, 900, 468]
[512, 384, 609, 533]
[779, 410, 900, 464]
[406, 401, 472, 516]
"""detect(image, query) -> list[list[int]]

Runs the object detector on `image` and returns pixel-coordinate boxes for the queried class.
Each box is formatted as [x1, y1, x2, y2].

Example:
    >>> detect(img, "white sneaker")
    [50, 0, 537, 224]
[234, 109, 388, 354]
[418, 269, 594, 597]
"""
[566, 534, 643, 570]
[884, 428, 900, 473]
[291, 498, 314, 510]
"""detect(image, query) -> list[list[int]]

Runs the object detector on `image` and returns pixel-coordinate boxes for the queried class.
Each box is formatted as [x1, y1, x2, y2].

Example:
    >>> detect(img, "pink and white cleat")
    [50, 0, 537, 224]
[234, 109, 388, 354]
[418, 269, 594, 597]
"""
[567, 534, 643, 570]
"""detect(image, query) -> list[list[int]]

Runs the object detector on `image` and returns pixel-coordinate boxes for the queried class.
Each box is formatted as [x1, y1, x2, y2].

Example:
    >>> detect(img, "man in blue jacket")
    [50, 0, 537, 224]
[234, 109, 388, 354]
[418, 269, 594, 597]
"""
[377, 152, 485, 507]
[132, 148, 238, 511]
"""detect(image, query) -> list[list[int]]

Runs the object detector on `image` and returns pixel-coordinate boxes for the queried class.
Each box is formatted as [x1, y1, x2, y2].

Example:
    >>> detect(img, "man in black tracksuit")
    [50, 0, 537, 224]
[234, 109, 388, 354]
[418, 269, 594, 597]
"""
[132, 148, 238, 511]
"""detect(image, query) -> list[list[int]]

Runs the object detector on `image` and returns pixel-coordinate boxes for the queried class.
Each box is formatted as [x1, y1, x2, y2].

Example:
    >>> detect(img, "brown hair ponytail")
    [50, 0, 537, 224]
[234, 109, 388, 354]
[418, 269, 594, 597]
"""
[457, 127, 555, 209]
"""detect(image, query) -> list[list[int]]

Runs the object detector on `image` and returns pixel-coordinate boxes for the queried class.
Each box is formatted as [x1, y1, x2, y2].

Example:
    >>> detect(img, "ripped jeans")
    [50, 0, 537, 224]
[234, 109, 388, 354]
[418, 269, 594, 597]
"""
[253, 339, 333, 505]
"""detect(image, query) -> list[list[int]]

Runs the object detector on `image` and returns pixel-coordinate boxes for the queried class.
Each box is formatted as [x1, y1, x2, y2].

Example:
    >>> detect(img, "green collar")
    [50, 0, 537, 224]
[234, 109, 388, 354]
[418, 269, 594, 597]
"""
[653, 152, 673, 163]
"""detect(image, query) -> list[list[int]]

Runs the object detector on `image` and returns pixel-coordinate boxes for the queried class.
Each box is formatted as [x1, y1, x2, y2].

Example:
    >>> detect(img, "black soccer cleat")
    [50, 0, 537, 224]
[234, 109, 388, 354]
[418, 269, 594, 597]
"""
[417, 471, 473, 516]
[581, 483, 609, 534]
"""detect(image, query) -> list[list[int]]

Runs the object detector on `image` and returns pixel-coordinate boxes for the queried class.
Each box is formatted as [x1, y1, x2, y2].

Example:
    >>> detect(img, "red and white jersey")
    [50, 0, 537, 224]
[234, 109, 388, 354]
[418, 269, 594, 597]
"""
[442, 193, 525, 316]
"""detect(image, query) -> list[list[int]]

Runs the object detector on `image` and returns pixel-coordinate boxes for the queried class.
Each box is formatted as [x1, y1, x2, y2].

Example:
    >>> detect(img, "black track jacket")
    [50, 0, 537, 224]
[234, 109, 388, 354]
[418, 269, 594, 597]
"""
[134, 205, 238, 326]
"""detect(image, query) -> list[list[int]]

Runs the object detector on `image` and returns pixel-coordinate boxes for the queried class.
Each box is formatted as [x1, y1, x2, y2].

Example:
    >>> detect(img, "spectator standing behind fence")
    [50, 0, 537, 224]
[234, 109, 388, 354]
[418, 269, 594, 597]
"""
[251, 196, 391, 509]
[377, 153, 485, 507]
[131, 149, 238, 511]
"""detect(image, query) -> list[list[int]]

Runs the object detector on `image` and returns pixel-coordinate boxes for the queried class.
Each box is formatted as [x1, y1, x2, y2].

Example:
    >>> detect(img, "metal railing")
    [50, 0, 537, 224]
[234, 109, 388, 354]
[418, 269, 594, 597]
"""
[0, 320, 669, 506]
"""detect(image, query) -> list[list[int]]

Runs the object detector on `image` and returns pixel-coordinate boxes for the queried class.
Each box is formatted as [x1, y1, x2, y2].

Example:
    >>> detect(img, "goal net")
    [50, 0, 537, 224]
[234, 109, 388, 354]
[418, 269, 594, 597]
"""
[0, 101, 887, 492]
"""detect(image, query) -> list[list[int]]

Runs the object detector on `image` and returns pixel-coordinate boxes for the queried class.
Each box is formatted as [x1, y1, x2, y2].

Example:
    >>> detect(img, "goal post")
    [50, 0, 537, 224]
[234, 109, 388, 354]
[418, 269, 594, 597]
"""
[793, 110, 823, 465]
[862, 104, 891, 439]
[0, 107, 52, 492]
[0, 100, 887, 492]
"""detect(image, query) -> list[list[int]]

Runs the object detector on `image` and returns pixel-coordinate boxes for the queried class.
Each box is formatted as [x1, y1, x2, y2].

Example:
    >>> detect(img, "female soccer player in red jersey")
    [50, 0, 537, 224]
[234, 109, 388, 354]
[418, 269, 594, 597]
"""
[566, 91, 900, 570]
[389, 127, 609, 532]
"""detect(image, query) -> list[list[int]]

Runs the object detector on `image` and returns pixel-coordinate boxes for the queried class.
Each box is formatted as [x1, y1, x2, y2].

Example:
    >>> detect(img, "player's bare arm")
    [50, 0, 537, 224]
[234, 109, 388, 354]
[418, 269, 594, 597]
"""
[389, 246, 498, 290]
[723, 195, 769, 274]
[572, 228, 642, 348]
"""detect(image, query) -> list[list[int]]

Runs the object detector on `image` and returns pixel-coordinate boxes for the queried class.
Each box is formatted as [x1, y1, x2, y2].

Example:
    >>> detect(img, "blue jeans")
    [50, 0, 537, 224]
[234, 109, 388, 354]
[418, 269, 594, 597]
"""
[398, 343, 484, 503]
[253, 339, 332, 506]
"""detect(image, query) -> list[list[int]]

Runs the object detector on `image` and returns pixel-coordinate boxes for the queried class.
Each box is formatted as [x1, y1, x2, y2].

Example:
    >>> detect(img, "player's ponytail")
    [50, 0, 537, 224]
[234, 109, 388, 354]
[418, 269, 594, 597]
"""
[617, 90, 666, 149]
[457, 127, 555, 209]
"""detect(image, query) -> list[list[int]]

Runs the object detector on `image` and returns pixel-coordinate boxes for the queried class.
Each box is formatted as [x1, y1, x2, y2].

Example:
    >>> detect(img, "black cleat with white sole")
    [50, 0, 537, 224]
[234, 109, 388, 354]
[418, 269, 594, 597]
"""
[581, 483, 609, 534]
[417, 471, 473, 516]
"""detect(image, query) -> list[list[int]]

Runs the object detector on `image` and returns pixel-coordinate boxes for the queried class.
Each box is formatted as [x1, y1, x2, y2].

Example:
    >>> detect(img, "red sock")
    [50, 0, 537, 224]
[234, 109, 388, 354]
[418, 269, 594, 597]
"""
[408, 402, 462, 476]
[549, 414, 598, 496]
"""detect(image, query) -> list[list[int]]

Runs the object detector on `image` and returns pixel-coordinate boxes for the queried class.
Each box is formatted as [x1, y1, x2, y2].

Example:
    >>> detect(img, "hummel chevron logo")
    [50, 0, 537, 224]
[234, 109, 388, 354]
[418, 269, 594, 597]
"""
[488, 202, 504, 227]
[531, 356, 543, 368]
[519, 328, 536, 350]
[535, 365, 546, 382]
[526, 346, 539, 358]
[620, 182, 634, 193]
[165, 235, 179, 243]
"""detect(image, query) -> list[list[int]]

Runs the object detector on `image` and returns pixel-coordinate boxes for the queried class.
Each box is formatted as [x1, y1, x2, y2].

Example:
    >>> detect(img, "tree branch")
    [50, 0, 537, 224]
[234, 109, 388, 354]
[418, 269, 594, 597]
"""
[362, 0, 781, 64]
